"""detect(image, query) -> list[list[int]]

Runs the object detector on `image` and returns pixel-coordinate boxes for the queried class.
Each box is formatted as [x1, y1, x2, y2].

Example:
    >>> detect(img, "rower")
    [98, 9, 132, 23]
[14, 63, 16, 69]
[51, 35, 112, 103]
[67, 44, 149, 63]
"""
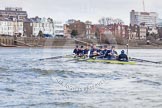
[118, 50, 128, 62]
[89, 44, 99, 58]
[106, 46, 118, 60]
[97, 46, 104, 55]
[104, 46, 118, 60]
[73, 45, 79, 56]
[97, 46, 104, 58]
[78, 46, 85, 57]
[103, 45, 110, 58]
[84, 46, 89, 56]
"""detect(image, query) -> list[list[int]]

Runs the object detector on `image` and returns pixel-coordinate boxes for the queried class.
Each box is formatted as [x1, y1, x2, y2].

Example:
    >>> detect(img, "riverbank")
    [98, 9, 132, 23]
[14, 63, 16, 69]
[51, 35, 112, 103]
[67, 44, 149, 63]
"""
[1, 36, 162, 49]
[1, 44, 162, 49]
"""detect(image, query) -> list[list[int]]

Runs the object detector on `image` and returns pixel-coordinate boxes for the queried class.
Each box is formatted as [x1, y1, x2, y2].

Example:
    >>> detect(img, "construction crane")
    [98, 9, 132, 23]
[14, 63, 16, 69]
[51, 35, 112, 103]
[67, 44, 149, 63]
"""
[143, 0, 145, 12]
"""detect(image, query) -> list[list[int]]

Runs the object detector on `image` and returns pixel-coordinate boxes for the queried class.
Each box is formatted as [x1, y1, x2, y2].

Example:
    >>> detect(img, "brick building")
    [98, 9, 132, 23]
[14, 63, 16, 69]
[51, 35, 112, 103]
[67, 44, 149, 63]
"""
[64, 24, 71, 38]
[68, 20, 86, 38]
[130, 24, 147, 40]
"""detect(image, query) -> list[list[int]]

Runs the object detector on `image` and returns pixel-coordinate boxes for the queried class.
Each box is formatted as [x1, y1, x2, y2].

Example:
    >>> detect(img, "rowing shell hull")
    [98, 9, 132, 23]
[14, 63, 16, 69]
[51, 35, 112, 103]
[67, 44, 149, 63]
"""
[77, 59, 136, 65]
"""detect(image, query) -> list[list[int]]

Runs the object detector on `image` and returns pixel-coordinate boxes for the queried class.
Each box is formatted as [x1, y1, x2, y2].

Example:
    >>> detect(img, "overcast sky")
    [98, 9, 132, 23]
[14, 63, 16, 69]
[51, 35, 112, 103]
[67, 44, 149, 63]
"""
[0, 0, 162, 24]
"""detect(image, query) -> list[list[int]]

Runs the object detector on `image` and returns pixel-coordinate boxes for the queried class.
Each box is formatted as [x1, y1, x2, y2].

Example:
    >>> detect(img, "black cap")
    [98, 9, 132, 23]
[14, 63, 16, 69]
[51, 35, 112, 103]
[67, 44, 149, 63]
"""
[121, 50, 125, 54]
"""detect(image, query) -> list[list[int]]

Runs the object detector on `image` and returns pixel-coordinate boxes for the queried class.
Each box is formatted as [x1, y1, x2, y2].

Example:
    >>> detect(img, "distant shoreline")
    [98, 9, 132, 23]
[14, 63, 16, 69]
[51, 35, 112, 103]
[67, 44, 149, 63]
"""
[1, 45, 162, 49]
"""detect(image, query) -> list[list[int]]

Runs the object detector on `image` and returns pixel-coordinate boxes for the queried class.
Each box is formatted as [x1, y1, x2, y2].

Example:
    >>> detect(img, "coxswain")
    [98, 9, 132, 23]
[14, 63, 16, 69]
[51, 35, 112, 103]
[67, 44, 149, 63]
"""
[118, 50, 128, 62]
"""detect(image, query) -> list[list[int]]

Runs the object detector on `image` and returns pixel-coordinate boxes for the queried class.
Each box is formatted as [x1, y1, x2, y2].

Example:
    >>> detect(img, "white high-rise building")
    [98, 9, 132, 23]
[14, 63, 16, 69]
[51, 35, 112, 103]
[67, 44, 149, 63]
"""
[130, 10, 158, 28]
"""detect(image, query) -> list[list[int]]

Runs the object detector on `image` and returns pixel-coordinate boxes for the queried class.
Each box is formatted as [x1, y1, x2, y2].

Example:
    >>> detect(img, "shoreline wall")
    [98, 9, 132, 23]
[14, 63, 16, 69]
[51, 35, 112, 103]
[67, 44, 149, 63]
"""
[0, 36, 15, 45]
[0, 36, 162, 48]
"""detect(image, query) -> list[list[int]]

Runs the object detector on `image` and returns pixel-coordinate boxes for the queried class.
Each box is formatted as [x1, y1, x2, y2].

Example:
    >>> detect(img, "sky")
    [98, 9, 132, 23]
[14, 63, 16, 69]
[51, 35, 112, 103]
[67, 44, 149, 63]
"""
[0, 0, 162, 24]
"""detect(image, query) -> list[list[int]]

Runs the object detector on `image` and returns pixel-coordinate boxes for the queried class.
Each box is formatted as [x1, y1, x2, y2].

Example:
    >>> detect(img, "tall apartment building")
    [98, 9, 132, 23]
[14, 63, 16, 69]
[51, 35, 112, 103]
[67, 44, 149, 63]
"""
[130, 10, 158, 28]
[0, 7, 28, 21]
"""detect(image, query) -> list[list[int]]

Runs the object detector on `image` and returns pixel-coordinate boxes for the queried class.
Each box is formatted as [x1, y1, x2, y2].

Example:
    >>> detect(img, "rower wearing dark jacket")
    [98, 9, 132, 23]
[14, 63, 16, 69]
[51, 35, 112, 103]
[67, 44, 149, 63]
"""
[89, 44, 99, 58]
[118, 50, 128, 61]
[84, 46, 89, 55]
[73, 45, 79, 55]
[107, 46, 118, 60]
[78, 46, 85, 57]
[97, 46, 104, 56]
[103, 45, 110, 58]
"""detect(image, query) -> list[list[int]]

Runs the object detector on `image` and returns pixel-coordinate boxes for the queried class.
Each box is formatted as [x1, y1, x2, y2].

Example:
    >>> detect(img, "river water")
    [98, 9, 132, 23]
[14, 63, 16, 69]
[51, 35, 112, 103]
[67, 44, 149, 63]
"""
[0, 48, 162, 108]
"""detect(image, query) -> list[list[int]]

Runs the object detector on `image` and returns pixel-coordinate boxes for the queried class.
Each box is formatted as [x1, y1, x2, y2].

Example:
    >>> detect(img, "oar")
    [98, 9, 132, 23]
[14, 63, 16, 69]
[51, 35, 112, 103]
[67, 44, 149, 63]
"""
[73, 39, 92, 46]
[39, 54, 73, 61]
[130, 57, 161, 64]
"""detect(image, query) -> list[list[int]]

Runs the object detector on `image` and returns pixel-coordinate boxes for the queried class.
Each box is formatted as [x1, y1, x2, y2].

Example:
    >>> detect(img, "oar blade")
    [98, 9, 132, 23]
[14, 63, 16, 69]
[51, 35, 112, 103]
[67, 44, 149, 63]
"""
[39, 54, 73, 61]
[130, 57, 161, 64]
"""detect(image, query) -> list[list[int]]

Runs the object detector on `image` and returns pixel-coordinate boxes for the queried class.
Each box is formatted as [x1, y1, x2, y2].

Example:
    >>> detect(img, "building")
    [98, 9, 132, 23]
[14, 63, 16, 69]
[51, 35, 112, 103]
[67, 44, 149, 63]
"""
[64, 24, 71, 38]
[67, 19, 76, 24]
[0, 19, 23, 36]
[29, 17, 45, 36]
[157, 19, 162, 38]
[85, 21, 93, 39]
[129, 25, 139, 40]
[24, 17, 54, 37]
[148, 27, 158, 35]
[104, 24, 128, 38]
[53, 21, 64, 37]
[157, 19, 162, 27]
[0, 7, 28, 21]
[99, 17, 124, 25]
[23, 17, 63, 37]
[158, 27, 162, 38]
[130, 24, 147, 40]
[23, 19, 33, 37]
[69, 20, 86, 38]
[92, 24, 129, 41]
[139, 24, 147, 40]
[130, 10, 158, 28]
[65, 20, 96, 39]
